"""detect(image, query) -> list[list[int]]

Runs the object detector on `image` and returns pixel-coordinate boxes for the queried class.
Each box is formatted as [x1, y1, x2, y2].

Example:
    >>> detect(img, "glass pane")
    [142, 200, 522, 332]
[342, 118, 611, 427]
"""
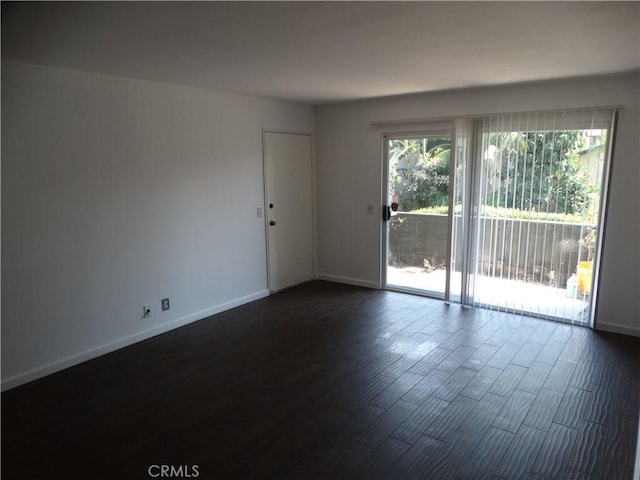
[470, 111, 612, 325]
[386, 136, 451, 297]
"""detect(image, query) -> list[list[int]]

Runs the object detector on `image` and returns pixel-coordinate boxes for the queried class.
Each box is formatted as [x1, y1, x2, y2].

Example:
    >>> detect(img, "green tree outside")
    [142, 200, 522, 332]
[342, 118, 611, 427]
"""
[389, 137, 450, 212]
[389, 131, 597, 218]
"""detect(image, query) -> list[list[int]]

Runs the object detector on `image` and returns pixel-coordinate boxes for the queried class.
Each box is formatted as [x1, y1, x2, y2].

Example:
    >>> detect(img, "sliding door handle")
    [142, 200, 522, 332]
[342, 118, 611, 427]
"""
[382, 205, 391, 222]
[269, 221, 277, 226]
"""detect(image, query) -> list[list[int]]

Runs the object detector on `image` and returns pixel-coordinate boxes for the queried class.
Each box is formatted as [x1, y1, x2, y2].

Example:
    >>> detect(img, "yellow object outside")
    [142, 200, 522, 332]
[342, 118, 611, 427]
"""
[577, 261, 593, 295]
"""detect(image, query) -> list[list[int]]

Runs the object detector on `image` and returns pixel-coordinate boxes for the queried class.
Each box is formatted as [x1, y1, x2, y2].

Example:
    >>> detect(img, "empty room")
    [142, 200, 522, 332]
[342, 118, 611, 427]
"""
[2, 2, 639, 479]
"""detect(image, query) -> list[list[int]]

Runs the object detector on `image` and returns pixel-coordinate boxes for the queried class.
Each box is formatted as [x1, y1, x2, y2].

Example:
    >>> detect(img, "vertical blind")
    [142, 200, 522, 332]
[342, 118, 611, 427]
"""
[450, 108, 616, 326]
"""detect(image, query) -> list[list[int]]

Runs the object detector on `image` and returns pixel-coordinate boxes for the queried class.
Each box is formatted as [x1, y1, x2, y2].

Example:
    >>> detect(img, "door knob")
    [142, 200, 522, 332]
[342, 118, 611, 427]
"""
[270, 221, 277, 226]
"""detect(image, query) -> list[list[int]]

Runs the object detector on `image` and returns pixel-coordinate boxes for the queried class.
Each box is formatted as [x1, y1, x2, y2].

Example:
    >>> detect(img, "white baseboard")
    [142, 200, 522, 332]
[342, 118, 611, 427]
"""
[594, 320, 640, 338]
[1, 289, 270, 391]
[316, 273, 380, 290]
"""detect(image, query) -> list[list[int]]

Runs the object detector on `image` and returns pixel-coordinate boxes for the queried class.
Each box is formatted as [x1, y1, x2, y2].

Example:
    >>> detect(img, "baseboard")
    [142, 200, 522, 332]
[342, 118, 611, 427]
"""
[316, 273, 380, 290]
[1, 289, 270, 391]
[594, 320, 640, 338]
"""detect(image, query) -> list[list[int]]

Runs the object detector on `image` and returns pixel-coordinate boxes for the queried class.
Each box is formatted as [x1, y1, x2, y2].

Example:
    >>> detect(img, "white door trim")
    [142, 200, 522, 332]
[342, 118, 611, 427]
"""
[262, 129, 316, 293]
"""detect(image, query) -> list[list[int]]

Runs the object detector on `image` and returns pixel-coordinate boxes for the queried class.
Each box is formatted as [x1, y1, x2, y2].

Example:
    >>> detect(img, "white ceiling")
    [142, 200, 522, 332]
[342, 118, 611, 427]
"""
[2, 1, 639, 105]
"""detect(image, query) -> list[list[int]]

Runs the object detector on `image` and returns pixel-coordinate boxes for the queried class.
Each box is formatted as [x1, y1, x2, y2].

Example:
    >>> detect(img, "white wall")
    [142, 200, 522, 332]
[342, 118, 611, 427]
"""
[1, 61, 315, 388]
[316, 73, 640, 337]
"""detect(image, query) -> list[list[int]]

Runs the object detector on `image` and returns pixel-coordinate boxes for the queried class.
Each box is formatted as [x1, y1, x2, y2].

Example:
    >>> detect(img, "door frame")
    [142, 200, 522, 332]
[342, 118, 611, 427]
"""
[381, 126, 454, 300]
[262, 129, 316, 293]
[587, 111, 617, 329]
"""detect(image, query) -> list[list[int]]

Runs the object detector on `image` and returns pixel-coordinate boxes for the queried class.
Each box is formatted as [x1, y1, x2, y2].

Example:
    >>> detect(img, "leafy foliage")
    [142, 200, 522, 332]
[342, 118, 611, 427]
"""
[409, 205, 589, 224]
[389, 137, 451, 211]
[389, 130, 598, 217]
[481, 131, 590, 215]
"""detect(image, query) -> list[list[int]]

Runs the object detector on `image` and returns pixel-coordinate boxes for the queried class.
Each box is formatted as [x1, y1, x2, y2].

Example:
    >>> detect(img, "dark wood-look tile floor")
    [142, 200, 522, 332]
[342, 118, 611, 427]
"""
[3, 281, 639, 479]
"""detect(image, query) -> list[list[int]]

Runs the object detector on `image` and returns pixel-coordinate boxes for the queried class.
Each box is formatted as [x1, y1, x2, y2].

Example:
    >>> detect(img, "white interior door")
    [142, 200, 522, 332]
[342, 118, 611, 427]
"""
[264, 131, 314, 292]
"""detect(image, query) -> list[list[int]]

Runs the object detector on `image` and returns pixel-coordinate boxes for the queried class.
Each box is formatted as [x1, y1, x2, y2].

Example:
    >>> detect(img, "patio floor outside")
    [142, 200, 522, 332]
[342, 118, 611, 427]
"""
[387, 266, 591, 324]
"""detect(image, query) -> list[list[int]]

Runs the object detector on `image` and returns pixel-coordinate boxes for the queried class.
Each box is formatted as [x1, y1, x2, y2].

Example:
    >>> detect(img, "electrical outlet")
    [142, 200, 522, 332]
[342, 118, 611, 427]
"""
[161, 298, 170, 311]
[142, 305, 152, 319]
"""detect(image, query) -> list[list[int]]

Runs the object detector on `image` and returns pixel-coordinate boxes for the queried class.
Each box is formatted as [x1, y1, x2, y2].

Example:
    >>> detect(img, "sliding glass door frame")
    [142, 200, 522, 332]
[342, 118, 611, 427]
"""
[380, 108, 618, 329]
[381, 126, 454, 300]
[453, 118, 481, 308]
[589, 111, 618, 329]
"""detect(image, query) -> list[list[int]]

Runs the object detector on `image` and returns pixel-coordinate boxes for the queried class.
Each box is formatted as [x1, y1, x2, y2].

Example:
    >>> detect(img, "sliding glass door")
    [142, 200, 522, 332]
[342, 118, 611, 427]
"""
[460, 109, 616, 325]
[383, 108, 616, 327]
[383, 133, 452, 298]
